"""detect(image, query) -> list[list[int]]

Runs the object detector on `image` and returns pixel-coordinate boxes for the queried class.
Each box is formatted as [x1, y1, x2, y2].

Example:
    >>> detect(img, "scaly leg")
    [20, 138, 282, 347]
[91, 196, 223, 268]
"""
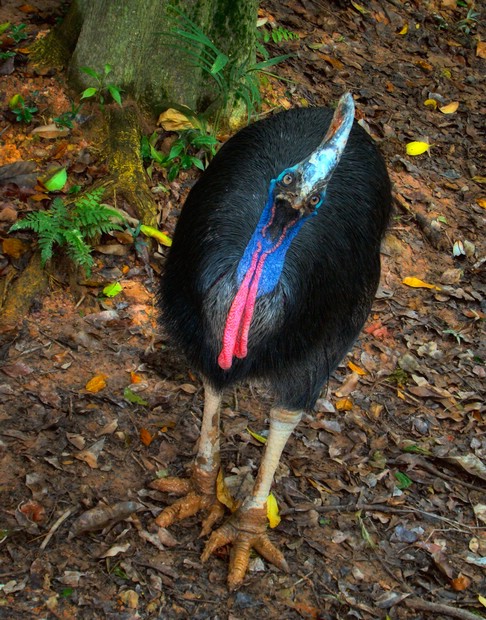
[152, 383, 225, 535]
[202, 407, 303, 589]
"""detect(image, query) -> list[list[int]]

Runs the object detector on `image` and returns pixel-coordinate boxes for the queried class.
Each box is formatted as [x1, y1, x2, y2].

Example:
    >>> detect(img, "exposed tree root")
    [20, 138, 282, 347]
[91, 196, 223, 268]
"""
[404, 597, 482, 620]
[106, 105, 158, 226]
[394, 193, 448, 252]
[0, 254, 48, 336]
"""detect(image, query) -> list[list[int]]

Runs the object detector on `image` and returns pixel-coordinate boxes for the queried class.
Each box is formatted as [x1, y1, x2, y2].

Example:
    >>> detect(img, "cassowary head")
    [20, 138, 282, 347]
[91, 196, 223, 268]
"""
[271, 92, 355, 218]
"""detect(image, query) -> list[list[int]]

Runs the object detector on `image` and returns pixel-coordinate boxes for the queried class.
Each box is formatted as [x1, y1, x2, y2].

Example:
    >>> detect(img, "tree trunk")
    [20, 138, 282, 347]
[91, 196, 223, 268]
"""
[8, 0, 258, 327]
[57, 0, 259, 119]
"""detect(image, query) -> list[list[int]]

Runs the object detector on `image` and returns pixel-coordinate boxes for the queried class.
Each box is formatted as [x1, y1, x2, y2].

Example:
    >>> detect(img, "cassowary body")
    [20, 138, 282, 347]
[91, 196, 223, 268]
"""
[154, 94, 391, 588]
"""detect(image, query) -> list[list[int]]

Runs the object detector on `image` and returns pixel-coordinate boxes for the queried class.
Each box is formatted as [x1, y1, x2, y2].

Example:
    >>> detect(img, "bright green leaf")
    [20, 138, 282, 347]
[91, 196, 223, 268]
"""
[108, 85, 122, 106]
[210, 52, 229, 75]
[8, 93, 23, 109]
[80, 66, 99, 79]
[102, 281, 122, 298]
[394, 471, 413, 489]
[81, 87, 98, 100]
[124, 387, 148, 406]
[44, 168, 67, 192]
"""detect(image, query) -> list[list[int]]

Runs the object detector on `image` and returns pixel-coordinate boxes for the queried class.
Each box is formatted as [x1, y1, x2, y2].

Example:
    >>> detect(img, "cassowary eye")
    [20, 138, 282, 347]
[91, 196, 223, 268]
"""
[282, 173, 293, 186]
[309, 194, 321, 207]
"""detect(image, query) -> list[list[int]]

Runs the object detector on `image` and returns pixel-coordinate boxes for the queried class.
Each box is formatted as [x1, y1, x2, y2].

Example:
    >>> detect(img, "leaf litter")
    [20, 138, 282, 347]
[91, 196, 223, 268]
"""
[0, 0, 484, 618]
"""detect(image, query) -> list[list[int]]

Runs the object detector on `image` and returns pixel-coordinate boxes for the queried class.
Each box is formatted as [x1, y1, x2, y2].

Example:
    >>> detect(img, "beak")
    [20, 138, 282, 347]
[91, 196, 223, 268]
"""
[298, 92, 355, 195]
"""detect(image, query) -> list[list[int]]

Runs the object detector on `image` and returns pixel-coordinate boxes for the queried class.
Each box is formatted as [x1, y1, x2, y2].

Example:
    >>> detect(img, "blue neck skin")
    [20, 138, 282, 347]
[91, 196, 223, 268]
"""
[236, 174, 323, 297]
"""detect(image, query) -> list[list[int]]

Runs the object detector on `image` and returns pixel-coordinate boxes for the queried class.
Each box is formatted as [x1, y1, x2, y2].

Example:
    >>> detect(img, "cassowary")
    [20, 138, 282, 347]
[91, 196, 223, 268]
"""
[152, 93, 391, 589]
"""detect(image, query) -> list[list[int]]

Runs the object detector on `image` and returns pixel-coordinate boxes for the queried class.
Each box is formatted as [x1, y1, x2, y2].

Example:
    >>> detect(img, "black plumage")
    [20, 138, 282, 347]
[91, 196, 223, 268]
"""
[161, 106, 391, 410]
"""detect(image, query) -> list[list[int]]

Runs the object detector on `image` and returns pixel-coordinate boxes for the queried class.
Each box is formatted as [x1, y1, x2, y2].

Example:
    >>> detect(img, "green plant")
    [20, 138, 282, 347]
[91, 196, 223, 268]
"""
[54, 102, 82, 129]
[142, 127, 219, 181]
[258, 25, 299, 44]
[456, 8, 480, 34]
[9, 188, 125, 275]
[9, 24, 28, 43]
[0, 51, 16, 60]
[167, 8, 291, 125]
[80, 64, 122, 107]
[8, 94, 38, 123]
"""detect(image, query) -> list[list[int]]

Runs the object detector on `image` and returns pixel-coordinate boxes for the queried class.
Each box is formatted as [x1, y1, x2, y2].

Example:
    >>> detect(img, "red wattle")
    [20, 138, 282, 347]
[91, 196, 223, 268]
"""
[218, 247, 266, 370]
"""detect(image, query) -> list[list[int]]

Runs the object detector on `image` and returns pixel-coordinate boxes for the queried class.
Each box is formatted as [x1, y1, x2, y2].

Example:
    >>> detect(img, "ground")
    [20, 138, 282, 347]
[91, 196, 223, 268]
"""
[0, 1, 485, 619]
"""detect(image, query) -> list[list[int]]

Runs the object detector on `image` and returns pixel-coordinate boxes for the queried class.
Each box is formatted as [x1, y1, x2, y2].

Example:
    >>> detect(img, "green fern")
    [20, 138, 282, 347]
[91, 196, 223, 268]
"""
[9, 189, 125, 275]
[166, 8, 291, 126]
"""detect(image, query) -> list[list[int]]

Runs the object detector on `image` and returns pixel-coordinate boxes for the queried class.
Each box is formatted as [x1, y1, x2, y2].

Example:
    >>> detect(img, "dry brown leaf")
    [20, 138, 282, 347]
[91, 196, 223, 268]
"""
[216, 469, 238, 511]
[2, 237, 29, 259]
[319, 53, 344, 70]
[71, 501, 143, 536]
[31, 123, 69, 139]
[140, 427, 154, 447]
[335, 372, 359, 397]
[451, 574, 471, 591]
[476, 41, 486, 59]
[75, 437, 106, 469]
[179, 383, 197, 394]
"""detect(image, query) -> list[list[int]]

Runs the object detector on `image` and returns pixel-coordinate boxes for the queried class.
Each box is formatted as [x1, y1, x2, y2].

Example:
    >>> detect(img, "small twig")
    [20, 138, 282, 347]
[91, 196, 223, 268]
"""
[39, 508, 72, 550]
[404, 597, 483, 620]
[281, 502, 485, 532]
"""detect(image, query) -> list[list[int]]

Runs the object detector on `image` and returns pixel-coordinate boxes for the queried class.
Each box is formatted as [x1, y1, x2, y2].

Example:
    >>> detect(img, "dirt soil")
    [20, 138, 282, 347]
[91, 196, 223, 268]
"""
[0, 0, 485, 619]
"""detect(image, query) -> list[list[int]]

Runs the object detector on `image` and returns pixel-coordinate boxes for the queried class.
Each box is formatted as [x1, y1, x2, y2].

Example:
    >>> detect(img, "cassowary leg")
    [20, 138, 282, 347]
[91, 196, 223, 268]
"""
[202, 407, 303, 590]
[152, 383, 225, 535]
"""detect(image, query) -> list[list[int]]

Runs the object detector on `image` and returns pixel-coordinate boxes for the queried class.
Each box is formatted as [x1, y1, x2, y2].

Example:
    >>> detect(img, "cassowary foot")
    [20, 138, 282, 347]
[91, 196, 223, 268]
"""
[151, 467, 225, 536]
[201, 506, 289, 590]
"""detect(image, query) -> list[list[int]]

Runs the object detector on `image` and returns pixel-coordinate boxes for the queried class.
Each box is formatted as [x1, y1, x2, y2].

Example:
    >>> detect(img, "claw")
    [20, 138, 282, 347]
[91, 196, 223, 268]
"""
[150, 476, 192, 496]
[201, 505, 288, 589]
[152, 467, 225, 532]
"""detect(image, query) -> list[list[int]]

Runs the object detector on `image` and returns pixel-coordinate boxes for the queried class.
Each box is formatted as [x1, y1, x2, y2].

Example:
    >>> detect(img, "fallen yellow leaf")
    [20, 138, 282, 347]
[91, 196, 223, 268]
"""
[398, 24, 408, 35]
[406, 141, 431, 156]
[476, 198, 486, 208]
[424, 98, 437, 109]
[402, 276, 441, 291]
[247, 427, 267, 444]
[85, 374, 107, 393]
[439, 101, 459, 114]
[140, 225, 172, 247]
[335, 397, 353, 411]
[157, 108, 195, 131]
[267, 493, 281, 528]
[307, 477, 332, 494]
[351, 2, 369, 14]
[348, 361, 367, 376]
[478, 594, 486, 608]
[472, 176, 486, 184]
[216, 469, 238, 511]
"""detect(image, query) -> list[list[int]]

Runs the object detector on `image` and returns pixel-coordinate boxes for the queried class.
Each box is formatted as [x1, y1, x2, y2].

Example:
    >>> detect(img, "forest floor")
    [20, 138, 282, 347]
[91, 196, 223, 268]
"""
[0, 0, 485, 619]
